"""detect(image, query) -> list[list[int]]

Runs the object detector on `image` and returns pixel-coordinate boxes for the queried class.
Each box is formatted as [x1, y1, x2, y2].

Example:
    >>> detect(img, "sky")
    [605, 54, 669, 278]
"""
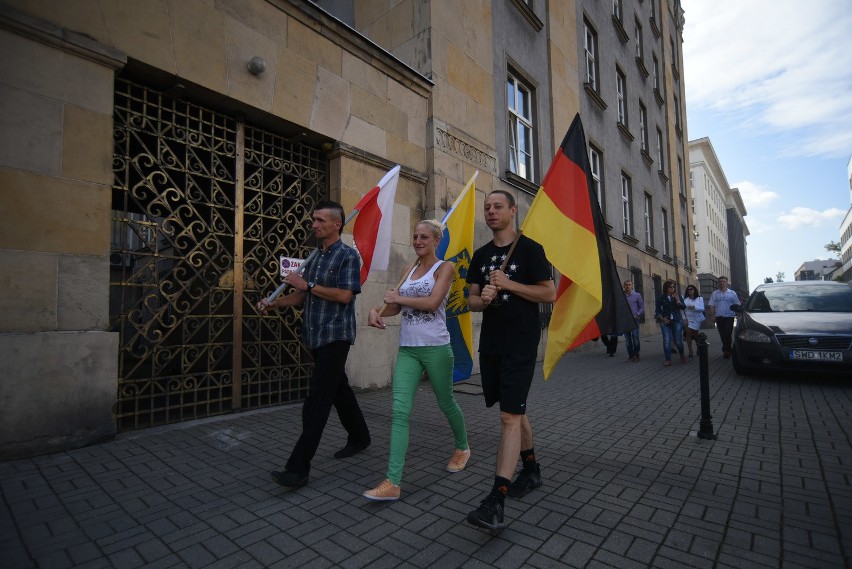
[681, 0, 852, 287]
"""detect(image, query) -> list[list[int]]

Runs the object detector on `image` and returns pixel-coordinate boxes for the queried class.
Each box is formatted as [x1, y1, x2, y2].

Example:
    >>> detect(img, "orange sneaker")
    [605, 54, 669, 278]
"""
[363, 479, 400, 501]
[446, 448, 471, 473]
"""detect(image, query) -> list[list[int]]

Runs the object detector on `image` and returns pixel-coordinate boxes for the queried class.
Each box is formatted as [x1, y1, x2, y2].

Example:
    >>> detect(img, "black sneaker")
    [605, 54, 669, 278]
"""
[271, 470, 308, 488]
[467, 495, 505, 531]
[507, 464, 542, 498]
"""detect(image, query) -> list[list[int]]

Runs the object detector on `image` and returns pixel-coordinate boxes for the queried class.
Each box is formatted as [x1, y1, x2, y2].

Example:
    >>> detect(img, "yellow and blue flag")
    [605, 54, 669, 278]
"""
[437, 172, 477, 382]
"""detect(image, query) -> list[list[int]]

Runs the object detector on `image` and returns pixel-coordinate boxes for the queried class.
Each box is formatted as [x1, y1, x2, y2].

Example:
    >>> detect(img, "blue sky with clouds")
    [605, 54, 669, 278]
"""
[681, 0, 852, 287]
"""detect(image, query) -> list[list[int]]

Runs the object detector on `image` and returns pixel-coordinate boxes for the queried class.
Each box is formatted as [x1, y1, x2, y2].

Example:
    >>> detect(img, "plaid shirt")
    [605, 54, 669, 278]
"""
[301, 239, 361, 349]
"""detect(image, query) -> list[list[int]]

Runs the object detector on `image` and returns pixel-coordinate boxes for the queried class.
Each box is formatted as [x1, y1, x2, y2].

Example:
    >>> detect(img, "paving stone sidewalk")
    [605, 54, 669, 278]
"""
[2, 335, 851, 568]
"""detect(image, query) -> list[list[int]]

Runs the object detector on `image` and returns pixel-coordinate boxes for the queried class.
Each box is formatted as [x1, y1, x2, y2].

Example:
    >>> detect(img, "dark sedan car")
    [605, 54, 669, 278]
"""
[731, 281, 852, 375]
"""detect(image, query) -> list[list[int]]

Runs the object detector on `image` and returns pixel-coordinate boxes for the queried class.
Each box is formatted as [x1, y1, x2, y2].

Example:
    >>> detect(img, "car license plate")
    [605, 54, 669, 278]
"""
[789, 350, 843, 362]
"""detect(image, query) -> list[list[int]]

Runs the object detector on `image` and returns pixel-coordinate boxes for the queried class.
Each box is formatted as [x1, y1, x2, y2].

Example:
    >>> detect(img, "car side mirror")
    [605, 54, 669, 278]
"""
[731, 304, 742, 313]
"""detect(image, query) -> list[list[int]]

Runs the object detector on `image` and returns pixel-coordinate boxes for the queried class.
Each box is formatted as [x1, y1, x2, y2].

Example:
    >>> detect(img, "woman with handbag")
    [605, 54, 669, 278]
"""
[655, 279, 687, 366]
[683, 284, 705, 357]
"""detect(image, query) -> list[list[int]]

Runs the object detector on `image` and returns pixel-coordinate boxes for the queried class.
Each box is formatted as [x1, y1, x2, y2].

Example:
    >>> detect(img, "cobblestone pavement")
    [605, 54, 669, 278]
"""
[2, 335, 851, 568]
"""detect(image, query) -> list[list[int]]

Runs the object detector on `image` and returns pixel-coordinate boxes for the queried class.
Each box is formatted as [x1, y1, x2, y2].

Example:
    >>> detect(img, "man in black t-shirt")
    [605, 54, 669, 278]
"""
[465, 190, 555, 531]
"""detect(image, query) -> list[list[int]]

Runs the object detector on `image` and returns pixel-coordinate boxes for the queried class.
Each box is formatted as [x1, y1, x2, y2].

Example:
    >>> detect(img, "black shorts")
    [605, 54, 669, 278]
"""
[479, 352, 536, 414]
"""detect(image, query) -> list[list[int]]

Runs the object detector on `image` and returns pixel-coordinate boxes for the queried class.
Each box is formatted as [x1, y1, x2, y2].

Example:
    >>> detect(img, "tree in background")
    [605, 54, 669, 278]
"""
[776, 271, 785, 283]
[824, 240, 841, 257]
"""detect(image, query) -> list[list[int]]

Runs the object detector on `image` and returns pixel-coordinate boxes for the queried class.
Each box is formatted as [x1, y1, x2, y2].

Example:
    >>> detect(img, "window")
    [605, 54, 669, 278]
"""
[682, 224, 689, 265]
[652, 54, 660, 91]
[690, 170, 694, 188]
[589, 145, 604, 208]
[635, 19, 643, 59]
[616, 68, 627, 125]
[639, 103, 648, 152]
[674, 95, 681, 129]
[644, 193, 653, 247]
[656, 127, 664, 170]
[621, 173, 633, 235]
[584, 20, 599, 91]
[612, 0, 622, 21]
[661, 208, 670, 256]
[677, 157, 685, 195]
[507, 72, 534, 181]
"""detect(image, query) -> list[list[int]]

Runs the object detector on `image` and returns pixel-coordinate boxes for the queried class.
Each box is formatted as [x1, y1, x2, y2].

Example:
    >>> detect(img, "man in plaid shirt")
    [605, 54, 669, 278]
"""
[258, 201, 371, 488]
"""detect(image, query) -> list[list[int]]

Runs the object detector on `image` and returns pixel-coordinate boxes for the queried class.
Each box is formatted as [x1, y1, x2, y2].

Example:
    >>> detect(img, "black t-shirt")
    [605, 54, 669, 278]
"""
[467, 235, 552, 355]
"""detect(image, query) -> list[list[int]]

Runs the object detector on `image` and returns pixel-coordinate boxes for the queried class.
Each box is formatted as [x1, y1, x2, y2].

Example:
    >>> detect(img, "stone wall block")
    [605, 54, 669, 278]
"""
[0, 84, 62, 176]
[169, 0, 228, 93]
[272, 45, 316, 126]
[58, 255, 110, 331]
[62, 105, 114, 184]
[341, 116, 387, 158]
[0, 250, 57, 333]
[310, 67, 350, 141]
[225, 16, 277, 112]
[287, 18, 342, 76]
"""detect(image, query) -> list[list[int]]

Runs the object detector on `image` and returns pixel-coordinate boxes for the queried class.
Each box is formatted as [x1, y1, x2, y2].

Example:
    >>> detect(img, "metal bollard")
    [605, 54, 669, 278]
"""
[696, 332, 716, 440]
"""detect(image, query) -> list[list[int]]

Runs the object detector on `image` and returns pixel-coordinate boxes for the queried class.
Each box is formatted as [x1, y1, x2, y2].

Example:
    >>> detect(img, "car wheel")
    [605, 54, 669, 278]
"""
[731, 346, 753, 376]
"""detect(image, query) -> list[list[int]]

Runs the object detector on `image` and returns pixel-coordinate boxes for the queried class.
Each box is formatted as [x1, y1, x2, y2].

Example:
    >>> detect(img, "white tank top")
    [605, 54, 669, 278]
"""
[398, 260, 450, 347]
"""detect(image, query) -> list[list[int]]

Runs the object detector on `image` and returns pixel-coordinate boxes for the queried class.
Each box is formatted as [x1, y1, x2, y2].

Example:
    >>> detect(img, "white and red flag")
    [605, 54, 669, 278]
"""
[352, 165, 400, 284]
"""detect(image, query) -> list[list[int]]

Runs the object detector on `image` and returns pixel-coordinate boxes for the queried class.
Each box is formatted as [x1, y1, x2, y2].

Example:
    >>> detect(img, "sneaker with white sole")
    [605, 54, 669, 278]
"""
[446, 448, 471, 472]
[363, 479, 400, 501]
[466, 494, 505, 531]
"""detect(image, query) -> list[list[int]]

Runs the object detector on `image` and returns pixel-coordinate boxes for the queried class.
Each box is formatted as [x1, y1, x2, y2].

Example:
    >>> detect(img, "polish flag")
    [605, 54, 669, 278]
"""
[353, 165, 400, 284]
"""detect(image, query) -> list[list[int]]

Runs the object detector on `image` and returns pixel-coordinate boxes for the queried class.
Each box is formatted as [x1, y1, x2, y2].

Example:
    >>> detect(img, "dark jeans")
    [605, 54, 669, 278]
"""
[716, 316, 735, 353]
[624, 326, 640, 357]
[285, 341, 370, 475]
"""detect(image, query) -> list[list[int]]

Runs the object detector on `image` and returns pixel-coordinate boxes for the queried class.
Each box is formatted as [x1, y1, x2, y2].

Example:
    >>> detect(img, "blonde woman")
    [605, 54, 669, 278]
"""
[682, 284, 705, 357]
[363, 220, 470, 501]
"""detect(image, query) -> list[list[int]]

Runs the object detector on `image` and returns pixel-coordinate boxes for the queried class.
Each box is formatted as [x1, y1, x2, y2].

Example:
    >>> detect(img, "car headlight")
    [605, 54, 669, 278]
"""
[737, 329, 771, 343]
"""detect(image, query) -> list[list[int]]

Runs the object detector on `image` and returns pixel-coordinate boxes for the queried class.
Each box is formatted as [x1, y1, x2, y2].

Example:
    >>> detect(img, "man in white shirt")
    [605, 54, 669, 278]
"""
[708, 276, 741, 359]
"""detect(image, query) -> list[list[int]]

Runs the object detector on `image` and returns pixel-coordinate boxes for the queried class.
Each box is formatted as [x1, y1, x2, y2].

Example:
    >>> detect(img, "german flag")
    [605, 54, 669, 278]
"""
[521, 114, 635, 378]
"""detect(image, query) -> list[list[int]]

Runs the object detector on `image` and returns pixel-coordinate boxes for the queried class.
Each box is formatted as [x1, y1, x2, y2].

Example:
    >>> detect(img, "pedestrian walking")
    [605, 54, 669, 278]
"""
[258, 201, 371, 488]
[362, 220, 470, 501]
[708, 276, 741, 358]
[464, 190, 556, 531]
[682, 284, 705, 357]
[655, 279, 686, 366]
[622, 280, 644, 361]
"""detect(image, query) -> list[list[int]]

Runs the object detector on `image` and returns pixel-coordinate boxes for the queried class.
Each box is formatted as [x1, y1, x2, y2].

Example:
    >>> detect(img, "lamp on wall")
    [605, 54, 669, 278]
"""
[247, 56, 267, 75]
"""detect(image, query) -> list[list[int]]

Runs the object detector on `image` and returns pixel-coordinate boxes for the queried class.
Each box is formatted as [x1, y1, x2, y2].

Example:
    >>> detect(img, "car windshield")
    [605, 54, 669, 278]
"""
[746, 284, 852, 313]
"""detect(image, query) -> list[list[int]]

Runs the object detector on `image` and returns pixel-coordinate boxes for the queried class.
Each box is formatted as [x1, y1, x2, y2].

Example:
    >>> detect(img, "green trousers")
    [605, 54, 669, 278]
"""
[386, 344, 468, 485]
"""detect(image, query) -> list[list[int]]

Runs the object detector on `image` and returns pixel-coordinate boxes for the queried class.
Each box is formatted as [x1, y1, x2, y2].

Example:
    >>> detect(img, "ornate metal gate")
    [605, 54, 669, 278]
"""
[110, 79, 324, 430]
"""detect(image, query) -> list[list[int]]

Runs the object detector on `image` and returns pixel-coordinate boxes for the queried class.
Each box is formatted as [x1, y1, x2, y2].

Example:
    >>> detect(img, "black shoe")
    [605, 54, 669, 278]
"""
[507, 464, 542, 498]
[467, 495, 505, 531]
[334, 442, 369, 459]
[271, 470, 308, 488]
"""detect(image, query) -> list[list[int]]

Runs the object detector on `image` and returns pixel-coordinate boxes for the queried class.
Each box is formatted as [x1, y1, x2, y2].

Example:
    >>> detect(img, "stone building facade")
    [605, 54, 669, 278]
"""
[0, 0, 692, 457]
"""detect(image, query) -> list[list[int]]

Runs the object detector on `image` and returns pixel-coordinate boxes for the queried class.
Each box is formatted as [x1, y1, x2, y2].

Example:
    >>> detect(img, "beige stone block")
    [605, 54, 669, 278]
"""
[225, 16, 277, 112]
[58, 255, 110, 331]
[0, 250, 57, 333]
[342, 52, 388, 100]
[395, 175, 423, 210]
[391, 203, 414, 252]
[4, 0, 112, 48]
[0, 169, 111, 256]
[393, 31, 432, 77]
[432, 83, 466, 129]
[310, 67, 350, 140]
[0, 331, 118, 456]
[387, 79, 428, 144]
[461, 0, 493, 70]
[272, 45, 316, 126]
[446, 42, 488, 105]
[0, 29, 115, 114]
[385, 0, 416, 51]
[214, 0, 289, 41]
[169, 0, 228, 93]
[351, 86, 406, 140]
[94, 0, 174, 73]
[287, 18, 341, 76]
[62, 105, 113, 184]
[463, 99, 497, 148]
[0, 84, 62, 176]
[386, 133, 425, 173]
[432, 0, 464, 45]
[342, 117, 386, 157]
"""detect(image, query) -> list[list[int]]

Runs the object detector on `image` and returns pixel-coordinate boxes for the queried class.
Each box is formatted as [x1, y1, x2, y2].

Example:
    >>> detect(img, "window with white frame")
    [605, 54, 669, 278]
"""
[589, 145, 604, 208]
[639, 103, 648, 152]
[616, 68, 627, 125]
[661, 208, 670, 255]
[635, 19, 643, 59]
[621, 173, 633, 235]
[644, 193, 653, 247]
[584, 20, 599, 91]
[652, 54, 660, 91]
[507, 72, 534, 181]
[656, 127, 664, 170]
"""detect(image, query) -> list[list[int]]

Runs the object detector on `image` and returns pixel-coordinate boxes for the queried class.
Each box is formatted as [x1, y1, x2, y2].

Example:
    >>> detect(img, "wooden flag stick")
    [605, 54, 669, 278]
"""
[498, 230, 523, 272]
[378, 259, 419, 317]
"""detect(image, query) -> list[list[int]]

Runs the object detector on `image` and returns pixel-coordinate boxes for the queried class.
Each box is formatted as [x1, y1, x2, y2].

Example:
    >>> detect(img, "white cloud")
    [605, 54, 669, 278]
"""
[682, 0, 852, 158]
[777, 207, 845, 230]
[733, 181, 779, 209]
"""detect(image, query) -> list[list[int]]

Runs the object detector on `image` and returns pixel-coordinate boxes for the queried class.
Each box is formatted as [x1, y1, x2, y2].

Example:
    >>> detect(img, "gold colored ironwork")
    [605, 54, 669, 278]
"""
[111, 79, 324, 431]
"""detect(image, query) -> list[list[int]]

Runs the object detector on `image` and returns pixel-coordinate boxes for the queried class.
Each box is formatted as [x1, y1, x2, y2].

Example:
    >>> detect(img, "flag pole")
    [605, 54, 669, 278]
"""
[265, 203, 367, 303]
[441, 170, 478, 224]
